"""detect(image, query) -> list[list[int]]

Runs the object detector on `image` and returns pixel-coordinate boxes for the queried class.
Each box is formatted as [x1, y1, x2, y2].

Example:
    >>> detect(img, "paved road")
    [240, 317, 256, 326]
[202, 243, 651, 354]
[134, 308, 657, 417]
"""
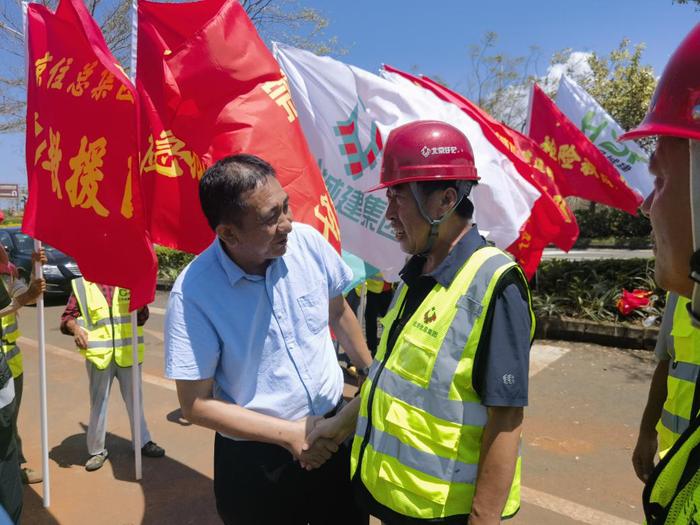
[15, 291, 652, 524]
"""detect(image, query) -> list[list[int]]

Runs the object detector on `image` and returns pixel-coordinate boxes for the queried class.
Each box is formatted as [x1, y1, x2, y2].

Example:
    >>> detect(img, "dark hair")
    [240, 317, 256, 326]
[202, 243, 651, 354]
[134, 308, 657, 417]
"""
[418, 180, 475, 219]
[199, 154, 276, 230]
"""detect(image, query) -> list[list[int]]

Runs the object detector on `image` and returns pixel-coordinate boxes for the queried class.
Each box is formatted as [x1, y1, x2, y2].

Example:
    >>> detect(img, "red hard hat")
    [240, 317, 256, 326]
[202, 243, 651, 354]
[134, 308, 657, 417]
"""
[367, 120, 479, 192]
[619, 23, 700, 142]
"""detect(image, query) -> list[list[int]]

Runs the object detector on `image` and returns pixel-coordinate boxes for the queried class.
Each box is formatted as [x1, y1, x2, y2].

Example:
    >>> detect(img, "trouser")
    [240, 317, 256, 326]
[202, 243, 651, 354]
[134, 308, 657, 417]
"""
[0, 431, 21, 524]
[0, 378, 21, 524]
[11, 374, 24, 464]
[214, 433, 368, 525]
[86, 360, 151, 456]
[364, 290, 393, 356]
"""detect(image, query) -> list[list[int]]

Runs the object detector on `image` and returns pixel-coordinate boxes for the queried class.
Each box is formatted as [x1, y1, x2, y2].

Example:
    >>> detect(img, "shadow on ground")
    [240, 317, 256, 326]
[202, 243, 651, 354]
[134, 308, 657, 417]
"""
[28, 425, 218, 524]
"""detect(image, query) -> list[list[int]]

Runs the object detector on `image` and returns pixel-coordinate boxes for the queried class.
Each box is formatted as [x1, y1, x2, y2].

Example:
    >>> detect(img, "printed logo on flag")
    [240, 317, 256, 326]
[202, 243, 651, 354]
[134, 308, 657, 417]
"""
[334, 103, 383, 180]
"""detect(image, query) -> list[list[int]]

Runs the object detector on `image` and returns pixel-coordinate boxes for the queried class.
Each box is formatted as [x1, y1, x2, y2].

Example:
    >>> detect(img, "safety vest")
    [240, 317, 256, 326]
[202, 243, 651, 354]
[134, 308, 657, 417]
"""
[71, 278, 144, 370]
[355, 274, 392, 295]
[0, 313, 21, 379]
[0, 278, 21, 379]
[351, 246, 535, 520]
[657, 295, 700, 456]
[644, 409, 700, 524]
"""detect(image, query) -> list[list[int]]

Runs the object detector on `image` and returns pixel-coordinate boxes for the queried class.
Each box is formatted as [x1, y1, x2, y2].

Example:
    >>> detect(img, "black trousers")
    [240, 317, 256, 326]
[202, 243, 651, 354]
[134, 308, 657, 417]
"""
[214, 433, 368, 525]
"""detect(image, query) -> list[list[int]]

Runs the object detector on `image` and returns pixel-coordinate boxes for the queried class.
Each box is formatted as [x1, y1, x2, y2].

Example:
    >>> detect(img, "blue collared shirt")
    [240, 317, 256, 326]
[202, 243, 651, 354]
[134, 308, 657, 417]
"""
[164, 223, 352, 422]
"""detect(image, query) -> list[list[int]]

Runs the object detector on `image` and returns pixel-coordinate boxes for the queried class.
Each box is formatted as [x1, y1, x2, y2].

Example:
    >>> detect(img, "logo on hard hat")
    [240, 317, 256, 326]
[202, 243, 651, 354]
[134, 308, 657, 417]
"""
[421, 145, 459, 158]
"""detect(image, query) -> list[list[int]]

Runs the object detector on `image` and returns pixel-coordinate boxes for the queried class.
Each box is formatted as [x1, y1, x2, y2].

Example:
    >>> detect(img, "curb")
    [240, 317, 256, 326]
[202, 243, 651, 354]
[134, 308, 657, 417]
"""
[157, 280, 659, 351]
[157, 280, 174, 291]
[536, 316, 659, 350]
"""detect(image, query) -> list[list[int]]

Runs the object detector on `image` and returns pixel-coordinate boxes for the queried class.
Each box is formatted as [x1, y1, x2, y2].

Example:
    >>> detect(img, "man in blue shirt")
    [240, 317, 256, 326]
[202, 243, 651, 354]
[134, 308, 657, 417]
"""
[164, 154, 371, 524]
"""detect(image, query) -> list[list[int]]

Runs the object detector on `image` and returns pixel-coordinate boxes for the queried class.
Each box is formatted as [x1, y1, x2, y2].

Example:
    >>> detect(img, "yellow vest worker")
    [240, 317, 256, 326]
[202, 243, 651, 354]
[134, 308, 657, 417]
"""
[657, 294, 700, 456]
[61, 278, 165, 472]
[0, 264, 45, 485]
[618, 22, 700, 525]
[308, 120, 536, 523]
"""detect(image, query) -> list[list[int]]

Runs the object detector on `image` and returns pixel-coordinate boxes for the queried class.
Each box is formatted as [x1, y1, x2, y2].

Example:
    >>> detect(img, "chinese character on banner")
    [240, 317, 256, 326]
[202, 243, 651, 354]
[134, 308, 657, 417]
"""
[528, 83, 642, 215]
[137, 0, 340, 254]
[24, 0, 156, 309]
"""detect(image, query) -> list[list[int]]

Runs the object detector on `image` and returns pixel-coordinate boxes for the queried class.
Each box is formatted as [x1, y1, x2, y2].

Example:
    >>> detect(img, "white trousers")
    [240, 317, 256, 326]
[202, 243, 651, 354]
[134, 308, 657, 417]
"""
[86, 360, 151, 456]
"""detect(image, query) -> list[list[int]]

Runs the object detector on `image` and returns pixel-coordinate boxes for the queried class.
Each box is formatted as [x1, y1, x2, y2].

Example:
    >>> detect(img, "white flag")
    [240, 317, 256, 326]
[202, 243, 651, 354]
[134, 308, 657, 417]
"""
[274, 43, 540, 281]
[555, 75, 653, 198]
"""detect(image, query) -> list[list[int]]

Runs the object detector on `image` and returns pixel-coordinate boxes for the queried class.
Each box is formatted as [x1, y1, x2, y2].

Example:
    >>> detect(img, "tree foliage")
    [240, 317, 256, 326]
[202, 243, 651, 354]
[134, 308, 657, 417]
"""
[554, 39, 656, 134]
[465, 32, 656, 138]
[0, 0, 337, 133]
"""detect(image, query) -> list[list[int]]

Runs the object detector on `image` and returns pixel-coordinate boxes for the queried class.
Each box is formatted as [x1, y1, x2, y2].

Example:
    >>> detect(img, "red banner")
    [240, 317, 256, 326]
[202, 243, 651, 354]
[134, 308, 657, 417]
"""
[528, 83, 642, 215]
[383, 66, 579, 277]
[137, 0, 341, 254]
[24, 0, 156, 309]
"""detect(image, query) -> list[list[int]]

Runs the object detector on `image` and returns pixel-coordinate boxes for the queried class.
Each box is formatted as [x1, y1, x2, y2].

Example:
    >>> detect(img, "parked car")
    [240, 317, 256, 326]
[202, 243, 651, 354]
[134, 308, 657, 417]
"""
[0, 227, 81, 297]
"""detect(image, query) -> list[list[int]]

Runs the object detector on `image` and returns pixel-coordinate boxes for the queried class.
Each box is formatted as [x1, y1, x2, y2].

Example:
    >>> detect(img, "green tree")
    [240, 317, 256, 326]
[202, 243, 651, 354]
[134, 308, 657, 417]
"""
[0, 0, 337, 133]
[554, 39, 656, 135]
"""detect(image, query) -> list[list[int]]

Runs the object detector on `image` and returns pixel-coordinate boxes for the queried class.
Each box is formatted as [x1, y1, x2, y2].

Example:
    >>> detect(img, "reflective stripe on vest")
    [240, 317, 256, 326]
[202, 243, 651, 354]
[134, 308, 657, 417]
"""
[351, 246, 534, 520]
[356, 416, 479, 485]
[658, 295, 700, 456]
[71, 278, 144, 370]
[1, 314, 22, 378]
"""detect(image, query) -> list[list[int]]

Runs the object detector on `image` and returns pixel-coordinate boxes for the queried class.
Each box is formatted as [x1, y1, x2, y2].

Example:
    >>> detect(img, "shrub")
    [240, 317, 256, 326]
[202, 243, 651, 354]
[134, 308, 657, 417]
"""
[532, 258, 664, 325]
[156, 246, 195, 282]
[575, 206, 651, 240]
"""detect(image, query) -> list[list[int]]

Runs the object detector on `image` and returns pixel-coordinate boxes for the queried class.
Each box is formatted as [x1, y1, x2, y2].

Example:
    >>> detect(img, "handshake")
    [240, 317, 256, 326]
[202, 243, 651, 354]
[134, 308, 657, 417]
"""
[288, 409, 355, 471]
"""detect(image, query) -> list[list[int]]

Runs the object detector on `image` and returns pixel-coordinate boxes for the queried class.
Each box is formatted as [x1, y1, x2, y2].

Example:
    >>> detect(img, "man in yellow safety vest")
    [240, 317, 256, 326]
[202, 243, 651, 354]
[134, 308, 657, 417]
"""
[0, 244, 45, 485]
[306, 120, 535, 524]
[619, 22, 700, 525]
[633, 293, 700, 483]
[60, 278, 165, 472]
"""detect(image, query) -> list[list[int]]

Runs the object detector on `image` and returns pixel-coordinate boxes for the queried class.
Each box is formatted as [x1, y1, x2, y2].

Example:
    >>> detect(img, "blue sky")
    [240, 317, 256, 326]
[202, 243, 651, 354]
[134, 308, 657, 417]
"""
[1, 0, 697, 186]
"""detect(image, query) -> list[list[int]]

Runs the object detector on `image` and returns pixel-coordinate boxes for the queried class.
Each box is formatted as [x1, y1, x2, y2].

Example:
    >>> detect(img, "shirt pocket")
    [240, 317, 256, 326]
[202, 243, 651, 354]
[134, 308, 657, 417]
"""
[297, 288, 327, 335]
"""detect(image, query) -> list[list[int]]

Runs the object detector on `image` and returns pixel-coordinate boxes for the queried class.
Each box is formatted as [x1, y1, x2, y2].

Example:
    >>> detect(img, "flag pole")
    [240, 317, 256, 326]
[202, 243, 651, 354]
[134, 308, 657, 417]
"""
[131, 310, 142, 480]
[129, 0, 142, 481]
[25, 0, 50, 507]
[33, 239, 50, 507]
[523, 81, 535, 136]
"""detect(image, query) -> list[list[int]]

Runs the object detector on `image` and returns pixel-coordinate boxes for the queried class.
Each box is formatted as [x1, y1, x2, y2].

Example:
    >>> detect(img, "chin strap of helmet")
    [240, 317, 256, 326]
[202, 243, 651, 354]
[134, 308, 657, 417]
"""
[409, 181, 474, 256]
[689, 139, 700, 327]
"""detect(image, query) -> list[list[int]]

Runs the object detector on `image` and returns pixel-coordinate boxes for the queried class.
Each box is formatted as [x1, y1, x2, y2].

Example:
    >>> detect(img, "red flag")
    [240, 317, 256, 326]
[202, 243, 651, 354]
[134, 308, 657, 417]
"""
[24, 0, 156, 309]
[528, 83, 642, 214]
[617, 289, 652, 316]
[383, 65, 578, 277]
[137, 0, 341, 254]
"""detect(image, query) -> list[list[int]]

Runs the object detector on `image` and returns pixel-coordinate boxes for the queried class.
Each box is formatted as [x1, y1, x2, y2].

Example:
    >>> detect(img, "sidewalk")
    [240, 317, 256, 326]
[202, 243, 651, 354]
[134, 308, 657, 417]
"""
[15, 292, 649, 524]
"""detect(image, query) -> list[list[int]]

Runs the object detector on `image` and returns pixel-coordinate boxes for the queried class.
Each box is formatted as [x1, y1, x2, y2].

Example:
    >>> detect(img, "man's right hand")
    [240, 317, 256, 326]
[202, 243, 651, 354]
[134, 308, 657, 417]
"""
[286, 417, 338, 470]
[632, 431, 658, 482]
[73, 327, 89, 350]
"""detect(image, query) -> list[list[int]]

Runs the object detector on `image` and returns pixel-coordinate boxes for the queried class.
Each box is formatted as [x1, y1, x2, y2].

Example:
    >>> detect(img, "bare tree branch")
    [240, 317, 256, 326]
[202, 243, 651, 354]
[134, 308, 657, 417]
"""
[0, 0, 339, 133]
